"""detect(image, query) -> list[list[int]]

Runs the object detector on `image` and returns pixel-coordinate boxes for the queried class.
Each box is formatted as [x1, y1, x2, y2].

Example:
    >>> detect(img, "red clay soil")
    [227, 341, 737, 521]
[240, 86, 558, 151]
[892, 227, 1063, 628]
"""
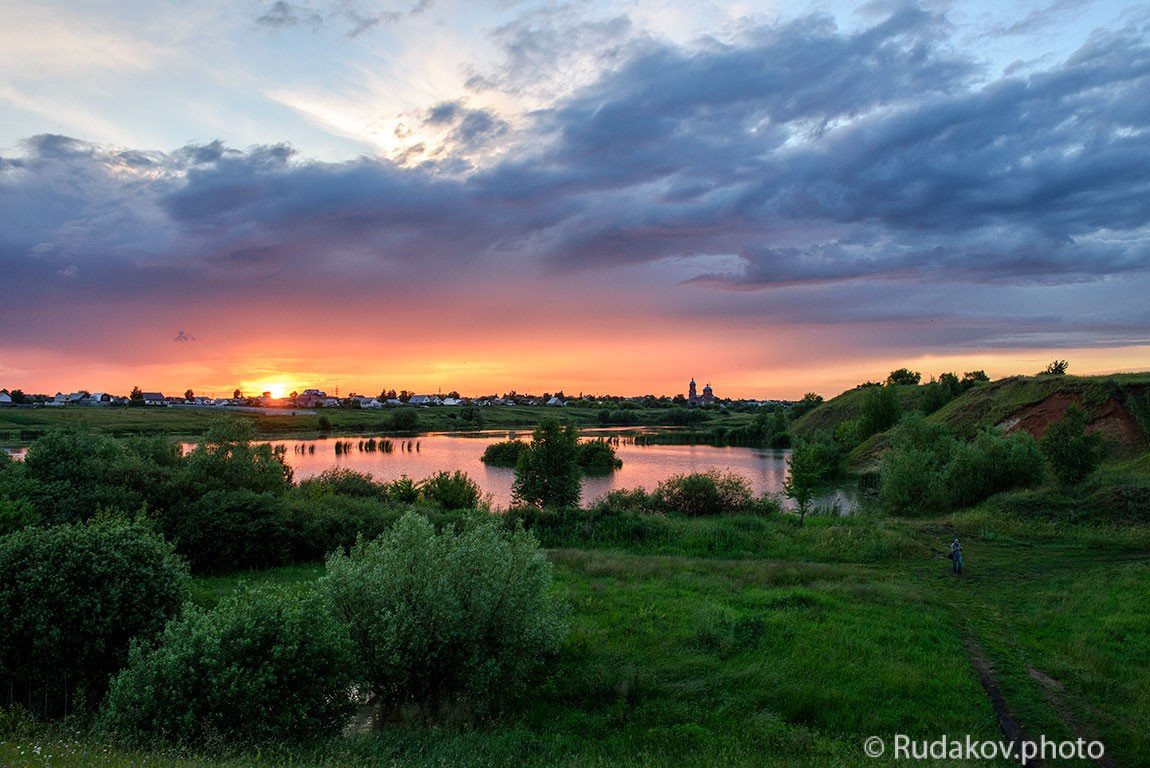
[1002, 392, 1144, 448]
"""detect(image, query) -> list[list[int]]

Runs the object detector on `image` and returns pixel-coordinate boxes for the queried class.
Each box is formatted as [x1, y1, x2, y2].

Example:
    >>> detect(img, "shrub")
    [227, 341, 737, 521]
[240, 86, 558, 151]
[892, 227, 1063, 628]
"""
[1040, 405, 1103, 485]
[577, 439, 622, 473]
[880, 415, 1044, 514]
[859, 385, 901, 438]
[284, 494, 403, 561]
[0, 519, 188, 716]
[942, 431, 1045, 507]
[652, 470, 754, 516]
[21, 427, 142, 524]
[0, 495, 38, 537]
[419, 470, 482, 510]
[880, 446, 950, 515]
[103, 584, 354, 746]
[481, 440, 528, 466]
[322, 512, 565, 720]
[299, 467, 387, 499]
[387, 475, 421, 503]
[181, 419, 292, 496]
[390, 408, 419, 431]
[590, 487, 653, 514]
[162, 490, 289, 573]
[513, 419, 582, 508]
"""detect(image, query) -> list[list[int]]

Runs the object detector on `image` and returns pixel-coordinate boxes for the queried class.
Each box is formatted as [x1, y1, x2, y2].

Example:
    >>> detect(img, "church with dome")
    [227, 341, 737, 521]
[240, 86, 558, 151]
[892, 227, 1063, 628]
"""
[687, 378, 716, 405]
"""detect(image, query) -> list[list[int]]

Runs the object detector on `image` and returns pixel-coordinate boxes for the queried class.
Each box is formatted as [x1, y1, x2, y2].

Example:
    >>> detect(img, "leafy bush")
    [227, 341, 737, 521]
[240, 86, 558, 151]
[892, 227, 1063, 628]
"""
[942, 431, 1044, 507]
[162, 490, 289, 573]
[505, 500, 673, 548]
[880, 414, 1044, 514]
[103, 585, 354, 746]
[577, 439, 622, 474]
[481, 440, 528, 466]
[1040, 405, 1103, 485]
[591, 487, 653, 514]
[880, 446, 949, 515]
[419, 470, 482, 510]
[387, 475, 421, 503]
[390, 408, 419, 431]
[652, 470, 754, 516]
[284, 494, 403, 561]
[859, 385, 901, 439]
[0, 519, 188, 716]
[919, 381, 954, 415]
[322, 512, 565, 720]
[21, 427, 149, 524]
[299, 467, 387, 499]
[181, 419, 292, 496]
[0, 495, 38, 537]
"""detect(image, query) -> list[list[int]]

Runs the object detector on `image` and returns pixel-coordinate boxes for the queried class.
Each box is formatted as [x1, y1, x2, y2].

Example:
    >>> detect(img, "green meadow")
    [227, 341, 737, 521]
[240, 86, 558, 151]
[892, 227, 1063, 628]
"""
[3, 508, 1147, 768]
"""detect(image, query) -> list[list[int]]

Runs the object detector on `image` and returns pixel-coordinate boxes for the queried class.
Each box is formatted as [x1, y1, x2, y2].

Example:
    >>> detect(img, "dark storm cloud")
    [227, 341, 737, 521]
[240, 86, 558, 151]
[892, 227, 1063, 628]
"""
[3, 6, 1149, 352]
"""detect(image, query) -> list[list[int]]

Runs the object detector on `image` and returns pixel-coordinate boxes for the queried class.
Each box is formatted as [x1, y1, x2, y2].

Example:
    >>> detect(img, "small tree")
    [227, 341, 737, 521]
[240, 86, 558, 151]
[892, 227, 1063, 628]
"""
[962, 370, 990, 387]
[859, 384, 901, 438]
[886, 368, 922, 386]
[1040, 405, 1102, 484]
[1041, 360, 1069, 376]
[184, 388, 194, 401]
[513, 419, 582, 508]
[129, 386, 144, 407]
[789, 392, 824, 418]
[784, 439, 837, 524]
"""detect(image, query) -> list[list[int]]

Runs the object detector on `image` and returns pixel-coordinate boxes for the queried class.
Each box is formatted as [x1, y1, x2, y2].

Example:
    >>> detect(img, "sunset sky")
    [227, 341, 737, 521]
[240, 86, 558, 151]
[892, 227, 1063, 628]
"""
[1, 0, 1147, 399]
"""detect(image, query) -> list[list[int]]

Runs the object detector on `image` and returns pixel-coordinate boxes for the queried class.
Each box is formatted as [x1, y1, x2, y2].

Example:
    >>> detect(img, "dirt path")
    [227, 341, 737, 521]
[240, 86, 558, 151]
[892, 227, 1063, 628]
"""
[964, 638, 1046, 768]
[965, 638, 1119, 768]
[1025, 665, 1119, 768]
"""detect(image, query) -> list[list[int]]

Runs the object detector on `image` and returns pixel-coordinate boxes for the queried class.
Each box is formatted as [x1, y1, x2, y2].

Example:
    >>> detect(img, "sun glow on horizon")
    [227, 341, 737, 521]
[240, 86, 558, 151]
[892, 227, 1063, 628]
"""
[239, 379, 294, 399]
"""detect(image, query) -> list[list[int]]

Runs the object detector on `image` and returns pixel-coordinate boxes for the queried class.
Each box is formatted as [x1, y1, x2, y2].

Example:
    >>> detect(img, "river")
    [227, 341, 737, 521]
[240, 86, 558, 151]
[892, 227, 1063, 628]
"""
[236, 431, 858, 511]
[6, 430, 858, 511]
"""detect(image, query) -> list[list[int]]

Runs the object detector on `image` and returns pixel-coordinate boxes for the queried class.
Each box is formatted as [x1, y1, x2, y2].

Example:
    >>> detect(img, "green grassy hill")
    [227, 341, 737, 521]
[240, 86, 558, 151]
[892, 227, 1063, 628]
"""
[791, 373, 1150, 472]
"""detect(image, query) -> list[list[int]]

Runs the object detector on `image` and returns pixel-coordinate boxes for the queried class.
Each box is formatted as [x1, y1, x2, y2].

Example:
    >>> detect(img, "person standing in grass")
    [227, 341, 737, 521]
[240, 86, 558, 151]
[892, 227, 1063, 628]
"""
[950, 538, 964, 575]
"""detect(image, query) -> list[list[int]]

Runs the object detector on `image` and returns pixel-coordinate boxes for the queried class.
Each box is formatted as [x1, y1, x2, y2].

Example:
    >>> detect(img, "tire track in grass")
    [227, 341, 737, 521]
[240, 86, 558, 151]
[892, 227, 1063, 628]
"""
[964, 637, 1047, 768]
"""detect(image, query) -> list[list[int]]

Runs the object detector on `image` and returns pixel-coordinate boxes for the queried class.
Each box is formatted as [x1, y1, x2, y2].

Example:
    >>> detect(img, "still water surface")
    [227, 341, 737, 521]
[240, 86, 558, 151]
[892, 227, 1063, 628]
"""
[222, 431, 857, 511]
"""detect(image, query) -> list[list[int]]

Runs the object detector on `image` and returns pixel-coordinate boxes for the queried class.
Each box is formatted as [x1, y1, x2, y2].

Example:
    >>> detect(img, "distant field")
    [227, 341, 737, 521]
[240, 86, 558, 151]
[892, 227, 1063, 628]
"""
[0, 405, 758, 446]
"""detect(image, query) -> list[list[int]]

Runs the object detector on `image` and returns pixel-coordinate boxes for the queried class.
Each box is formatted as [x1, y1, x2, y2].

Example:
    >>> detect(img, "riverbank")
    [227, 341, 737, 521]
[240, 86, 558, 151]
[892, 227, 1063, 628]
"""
[3, 508, 1147, 768]
[0, 405, 760, 448]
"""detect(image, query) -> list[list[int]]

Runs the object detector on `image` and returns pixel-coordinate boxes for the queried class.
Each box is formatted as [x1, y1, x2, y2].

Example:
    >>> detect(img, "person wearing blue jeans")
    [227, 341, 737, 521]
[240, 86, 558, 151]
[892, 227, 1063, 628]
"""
[950, 538, 963, 574]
